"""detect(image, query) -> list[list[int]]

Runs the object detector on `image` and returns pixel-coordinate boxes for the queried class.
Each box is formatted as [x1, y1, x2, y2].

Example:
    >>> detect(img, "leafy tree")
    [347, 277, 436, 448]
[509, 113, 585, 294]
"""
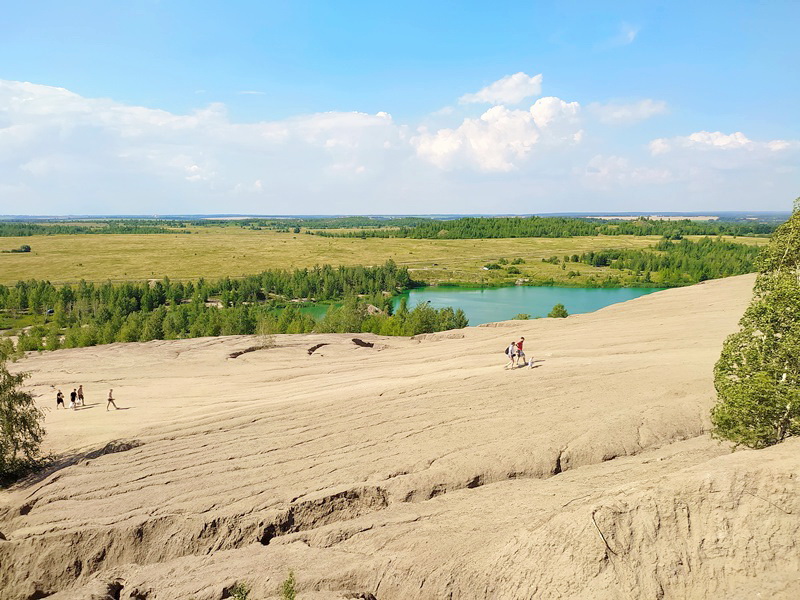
[1, 359, 46, 482]
[711, 206, 800, 448]
[548, 303, 569, 318]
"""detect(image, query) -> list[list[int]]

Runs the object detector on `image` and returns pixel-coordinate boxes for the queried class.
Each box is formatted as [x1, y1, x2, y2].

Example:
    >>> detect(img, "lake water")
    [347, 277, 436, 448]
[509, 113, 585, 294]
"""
[392, 285, 664, 325]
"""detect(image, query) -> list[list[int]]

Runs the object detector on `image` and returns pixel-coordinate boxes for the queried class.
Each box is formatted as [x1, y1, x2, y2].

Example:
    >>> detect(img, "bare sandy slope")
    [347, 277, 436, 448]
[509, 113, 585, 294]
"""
[2, 274, 799, 599]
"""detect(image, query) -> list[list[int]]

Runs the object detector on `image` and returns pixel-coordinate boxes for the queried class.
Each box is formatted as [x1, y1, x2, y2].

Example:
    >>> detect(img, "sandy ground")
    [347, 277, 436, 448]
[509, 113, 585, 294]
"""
[2, 274, 799, 599]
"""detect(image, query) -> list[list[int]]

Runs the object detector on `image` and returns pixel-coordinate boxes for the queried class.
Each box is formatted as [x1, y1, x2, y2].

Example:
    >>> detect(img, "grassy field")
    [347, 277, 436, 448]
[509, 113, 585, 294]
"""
[0, 226, 770, 286]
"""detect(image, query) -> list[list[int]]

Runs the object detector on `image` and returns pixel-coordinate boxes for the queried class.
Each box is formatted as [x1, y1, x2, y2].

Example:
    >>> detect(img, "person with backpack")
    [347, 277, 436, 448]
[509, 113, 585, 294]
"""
[504, 340, 517, 369]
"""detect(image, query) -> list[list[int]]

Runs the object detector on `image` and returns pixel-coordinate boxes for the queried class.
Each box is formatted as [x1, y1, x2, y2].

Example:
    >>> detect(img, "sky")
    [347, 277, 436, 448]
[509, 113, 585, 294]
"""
[0, 0, 798, 215]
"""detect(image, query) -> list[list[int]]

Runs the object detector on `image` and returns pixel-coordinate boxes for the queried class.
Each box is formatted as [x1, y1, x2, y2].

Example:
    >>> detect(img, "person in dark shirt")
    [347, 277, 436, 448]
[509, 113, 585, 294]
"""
[69, 389, 78, 410]
[106, 389, 119, 411]
[56, 389, 64, 409]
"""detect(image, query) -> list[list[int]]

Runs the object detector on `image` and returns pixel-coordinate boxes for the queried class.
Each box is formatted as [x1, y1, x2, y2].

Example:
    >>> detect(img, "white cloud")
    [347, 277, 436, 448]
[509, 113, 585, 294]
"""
[589, 99, 667, 124]
[0, 80, 410, 211]
[413, 97, 581, 171]
[459, 72, 543, 105]
[0, 79, 797, 214]
[649, 131, 798, 155]
[530, 96, 580, 129]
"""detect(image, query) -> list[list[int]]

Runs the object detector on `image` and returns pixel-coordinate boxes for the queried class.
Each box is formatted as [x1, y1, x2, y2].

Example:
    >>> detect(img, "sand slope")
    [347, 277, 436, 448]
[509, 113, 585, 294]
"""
[2, 274, 799, 599]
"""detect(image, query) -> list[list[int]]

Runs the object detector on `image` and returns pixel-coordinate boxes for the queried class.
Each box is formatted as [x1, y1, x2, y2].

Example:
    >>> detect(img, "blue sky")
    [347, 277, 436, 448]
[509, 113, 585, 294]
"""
[1, 0, 798, 215]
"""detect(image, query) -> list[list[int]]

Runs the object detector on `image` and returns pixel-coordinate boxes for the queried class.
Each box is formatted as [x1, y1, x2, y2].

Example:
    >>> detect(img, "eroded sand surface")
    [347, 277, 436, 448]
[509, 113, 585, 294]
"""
[1, 274, 799, 599]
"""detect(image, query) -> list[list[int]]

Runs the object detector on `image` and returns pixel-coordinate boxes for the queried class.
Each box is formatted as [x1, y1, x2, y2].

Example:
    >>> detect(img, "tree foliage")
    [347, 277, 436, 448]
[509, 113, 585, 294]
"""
[569, 237, 760, 286]
[312, 216, 777, 240]
[0, 261, 470, 351]
[548, 303, 569, 318]
[711, 205, 800, 448]
[0, 359, 46, 482]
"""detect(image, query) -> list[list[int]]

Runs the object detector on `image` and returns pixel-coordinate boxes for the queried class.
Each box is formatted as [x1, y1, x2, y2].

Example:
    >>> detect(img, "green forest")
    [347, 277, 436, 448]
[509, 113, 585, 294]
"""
[0, 221, 189, 237]
[563, 237, 761, 286]
[0, 215, 780, 238]
[0, 261, 467, 353]
[312, 216, 776, 239]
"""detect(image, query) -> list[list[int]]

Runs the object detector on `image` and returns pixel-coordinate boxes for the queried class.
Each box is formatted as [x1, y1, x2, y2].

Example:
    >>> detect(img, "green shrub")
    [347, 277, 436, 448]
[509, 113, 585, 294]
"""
[506, 266, 521, 274]
[1, 359, 46, 484]
[547, 303, 568, 318]
[711, 205, 800, 448]
[281, 570, 297, 600]
[513, 313, 530, 320]
[229, 583, 249, 600]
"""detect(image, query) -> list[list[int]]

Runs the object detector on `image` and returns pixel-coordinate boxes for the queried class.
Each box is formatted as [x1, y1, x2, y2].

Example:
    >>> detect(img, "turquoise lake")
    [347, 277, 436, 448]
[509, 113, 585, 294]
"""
[392, 286, 664, 326]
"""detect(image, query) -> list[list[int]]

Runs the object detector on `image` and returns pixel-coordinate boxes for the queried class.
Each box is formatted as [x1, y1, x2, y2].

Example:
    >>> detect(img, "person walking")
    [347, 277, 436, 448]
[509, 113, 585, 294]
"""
[505, 340, 517, 369]
[106, 389, 119, 411]
[56, 389, 65, 409]
[69, 389, 78, 410]
[77, 385, 85, 407]
[515, 337, 527, 367]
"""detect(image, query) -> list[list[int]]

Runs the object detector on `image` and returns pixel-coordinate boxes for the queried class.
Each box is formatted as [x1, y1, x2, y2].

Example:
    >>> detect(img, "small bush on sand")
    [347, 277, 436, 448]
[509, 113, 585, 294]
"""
[547, 304, 569, 318]
[256, 319, 277, 349]
[281, 570, 297, 600]
[229, 583, 250, 600]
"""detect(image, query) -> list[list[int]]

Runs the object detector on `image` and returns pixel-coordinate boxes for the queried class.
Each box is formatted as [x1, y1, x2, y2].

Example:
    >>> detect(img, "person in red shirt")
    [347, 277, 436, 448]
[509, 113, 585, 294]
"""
[516, 337, 527, 367]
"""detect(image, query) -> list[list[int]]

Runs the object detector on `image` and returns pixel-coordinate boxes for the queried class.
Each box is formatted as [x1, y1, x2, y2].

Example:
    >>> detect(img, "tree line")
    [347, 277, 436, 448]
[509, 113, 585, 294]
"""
[0, 220, 188, 237]
[312, 216, 777, 239]
[564, 237, 761, 286]
[1, 261, 469, 352]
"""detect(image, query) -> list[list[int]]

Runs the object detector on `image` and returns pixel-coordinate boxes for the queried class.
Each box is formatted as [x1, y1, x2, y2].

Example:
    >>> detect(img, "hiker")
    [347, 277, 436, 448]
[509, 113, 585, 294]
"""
[505, 340, 517, 369]
[106, 389, 119, 411]
[516, 337, 527, 367]
[56, 389, 65, 409]
[69, 389, 78, 409]
[77, 385, 85, 406]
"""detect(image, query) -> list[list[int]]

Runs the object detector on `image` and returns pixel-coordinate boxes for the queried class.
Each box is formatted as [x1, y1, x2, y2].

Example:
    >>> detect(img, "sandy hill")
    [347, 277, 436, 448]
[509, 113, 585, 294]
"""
[1, 274, 799, 600]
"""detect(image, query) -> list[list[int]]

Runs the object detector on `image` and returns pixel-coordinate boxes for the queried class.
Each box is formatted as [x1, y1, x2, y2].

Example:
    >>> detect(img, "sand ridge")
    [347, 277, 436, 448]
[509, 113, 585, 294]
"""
[2, 274, 799, 599]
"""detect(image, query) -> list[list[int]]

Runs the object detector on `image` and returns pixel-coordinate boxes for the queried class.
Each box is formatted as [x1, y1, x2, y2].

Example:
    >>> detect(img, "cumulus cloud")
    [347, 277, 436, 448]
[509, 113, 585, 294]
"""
[0, 79, 796, 214]
[0, 80, 408, 212]
[649, 131, 798, 155]
[459, 72, 543, 105]
[589, 99, 667, 124]
[413, 96, 581, 171]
